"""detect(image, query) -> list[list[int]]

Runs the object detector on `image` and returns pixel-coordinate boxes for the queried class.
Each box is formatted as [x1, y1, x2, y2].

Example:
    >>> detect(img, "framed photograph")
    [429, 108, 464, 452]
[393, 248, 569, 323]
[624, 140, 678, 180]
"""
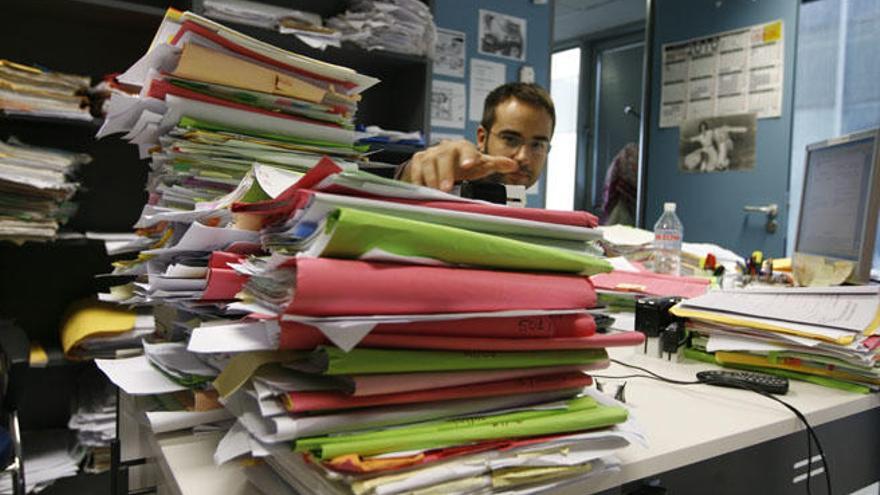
[478, 9, 526, 61]
[679, 113, 757, 173]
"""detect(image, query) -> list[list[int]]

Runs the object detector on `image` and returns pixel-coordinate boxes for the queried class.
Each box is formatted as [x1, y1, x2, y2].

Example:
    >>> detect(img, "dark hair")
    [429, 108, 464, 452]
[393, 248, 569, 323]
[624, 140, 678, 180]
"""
[480, 82, 555, 133]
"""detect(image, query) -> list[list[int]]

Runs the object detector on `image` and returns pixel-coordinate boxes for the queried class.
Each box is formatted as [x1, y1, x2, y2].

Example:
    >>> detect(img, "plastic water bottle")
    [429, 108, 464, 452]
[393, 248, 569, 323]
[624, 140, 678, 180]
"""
[653, 202, 683, 275]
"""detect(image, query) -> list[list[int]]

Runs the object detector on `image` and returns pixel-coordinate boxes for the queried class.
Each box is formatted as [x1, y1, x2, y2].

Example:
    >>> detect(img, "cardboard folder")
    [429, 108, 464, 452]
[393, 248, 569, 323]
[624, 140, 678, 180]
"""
[172, 43, 329, 104]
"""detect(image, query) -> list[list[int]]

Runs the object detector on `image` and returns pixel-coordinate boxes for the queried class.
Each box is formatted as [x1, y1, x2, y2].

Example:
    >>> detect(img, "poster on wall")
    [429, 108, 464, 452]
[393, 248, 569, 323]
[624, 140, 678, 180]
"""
[468, 58, 506, 122]
[431, 79, 466, 129]
[478, 9, 526, 61]
[678, 113, 756, 173]
[434, 28, 466, 77]
[660, 20, 784, 128]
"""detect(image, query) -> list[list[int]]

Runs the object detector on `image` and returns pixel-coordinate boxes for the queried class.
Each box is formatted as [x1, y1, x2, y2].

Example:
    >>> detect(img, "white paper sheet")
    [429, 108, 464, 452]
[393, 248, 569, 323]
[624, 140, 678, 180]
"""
[96, 355, 187, 395]
[468, 58, 506, 122]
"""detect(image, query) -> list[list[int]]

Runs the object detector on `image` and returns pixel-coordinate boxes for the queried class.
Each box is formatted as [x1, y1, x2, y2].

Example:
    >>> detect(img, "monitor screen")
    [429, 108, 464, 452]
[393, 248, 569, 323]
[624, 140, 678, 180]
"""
[796, 135, 877, 262]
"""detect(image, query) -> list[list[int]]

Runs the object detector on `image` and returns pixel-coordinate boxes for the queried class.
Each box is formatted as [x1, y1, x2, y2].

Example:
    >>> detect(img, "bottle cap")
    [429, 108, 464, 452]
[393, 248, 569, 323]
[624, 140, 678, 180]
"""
[664, 202, 676, 212]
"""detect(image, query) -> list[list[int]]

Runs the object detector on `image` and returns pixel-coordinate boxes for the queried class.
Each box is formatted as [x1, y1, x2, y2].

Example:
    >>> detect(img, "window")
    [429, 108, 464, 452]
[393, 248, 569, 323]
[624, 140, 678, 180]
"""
[787, 0, 880, 253]
[547, 47, 581, 211]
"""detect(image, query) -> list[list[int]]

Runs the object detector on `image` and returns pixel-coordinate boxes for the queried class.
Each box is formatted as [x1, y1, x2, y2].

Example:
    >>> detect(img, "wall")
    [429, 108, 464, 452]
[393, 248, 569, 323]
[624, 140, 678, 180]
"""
[643, 0, 798, 257]
[432, 0, 553, 206]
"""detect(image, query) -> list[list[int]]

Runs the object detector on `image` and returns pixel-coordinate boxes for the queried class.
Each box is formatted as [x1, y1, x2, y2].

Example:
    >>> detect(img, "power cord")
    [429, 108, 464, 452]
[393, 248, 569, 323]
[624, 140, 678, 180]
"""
[594, 359, 832, 495]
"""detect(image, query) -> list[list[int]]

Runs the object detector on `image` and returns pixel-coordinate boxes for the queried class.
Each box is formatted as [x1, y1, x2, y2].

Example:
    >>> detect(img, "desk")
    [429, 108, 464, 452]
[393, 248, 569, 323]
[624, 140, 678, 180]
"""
[131, 345, 880, 495]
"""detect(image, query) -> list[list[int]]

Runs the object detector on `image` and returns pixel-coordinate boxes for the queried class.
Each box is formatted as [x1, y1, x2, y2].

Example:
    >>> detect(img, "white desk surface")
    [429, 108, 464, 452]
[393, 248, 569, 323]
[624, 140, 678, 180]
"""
[149, 345, 880, 495]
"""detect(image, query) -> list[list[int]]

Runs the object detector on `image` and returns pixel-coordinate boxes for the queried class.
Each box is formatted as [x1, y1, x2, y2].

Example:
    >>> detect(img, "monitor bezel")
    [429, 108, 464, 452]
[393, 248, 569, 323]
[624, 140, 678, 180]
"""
[794, 127, 880, 285]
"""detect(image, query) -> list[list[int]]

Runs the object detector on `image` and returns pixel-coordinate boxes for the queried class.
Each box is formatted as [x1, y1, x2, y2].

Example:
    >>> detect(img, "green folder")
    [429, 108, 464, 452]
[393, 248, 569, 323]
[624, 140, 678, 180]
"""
[295, 395, 628, 459]
[681, 347, 873, 394]
[313, 208, 612, 275]
[293, 346, 609, 375]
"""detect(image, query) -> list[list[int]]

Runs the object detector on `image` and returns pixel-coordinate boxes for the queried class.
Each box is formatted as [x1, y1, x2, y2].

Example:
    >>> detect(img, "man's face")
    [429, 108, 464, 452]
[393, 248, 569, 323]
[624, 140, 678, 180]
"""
[477, 97, 553, 187]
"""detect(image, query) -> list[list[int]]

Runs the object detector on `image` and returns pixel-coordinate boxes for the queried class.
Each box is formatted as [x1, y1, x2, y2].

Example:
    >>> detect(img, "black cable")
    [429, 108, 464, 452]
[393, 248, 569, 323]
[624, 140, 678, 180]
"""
[597, 360, 833, 495]
[609, 359, 701, 385]
[743, 385, 832, 495]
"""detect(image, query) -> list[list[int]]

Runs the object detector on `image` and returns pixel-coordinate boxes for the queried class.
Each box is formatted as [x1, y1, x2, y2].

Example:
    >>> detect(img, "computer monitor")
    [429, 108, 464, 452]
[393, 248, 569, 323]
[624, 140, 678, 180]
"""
[794, 128, 880, 284]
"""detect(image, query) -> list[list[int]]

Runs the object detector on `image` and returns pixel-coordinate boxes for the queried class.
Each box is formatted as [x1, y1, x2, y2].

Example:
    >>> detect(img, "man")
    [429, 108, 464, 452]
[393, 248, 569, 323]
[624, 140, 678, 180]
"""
[399, 82, 554, 192]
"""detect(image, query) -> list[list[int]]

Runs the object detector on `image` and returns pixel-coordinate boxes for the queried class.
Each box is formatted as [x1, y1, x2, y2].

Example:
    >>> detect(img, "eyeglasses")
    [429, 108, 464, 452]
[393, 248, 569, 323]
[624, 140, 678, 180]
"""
[490, 131, 551, 156]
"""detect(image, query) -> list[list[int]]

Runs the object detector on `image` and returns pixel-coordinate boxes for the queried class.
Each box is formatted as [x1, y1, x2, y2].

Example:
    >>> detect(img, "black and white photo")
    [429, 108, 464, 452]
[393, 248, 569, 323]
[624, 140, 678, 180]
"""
[679, 113, 756, 172]
[478, 9, 526, 61]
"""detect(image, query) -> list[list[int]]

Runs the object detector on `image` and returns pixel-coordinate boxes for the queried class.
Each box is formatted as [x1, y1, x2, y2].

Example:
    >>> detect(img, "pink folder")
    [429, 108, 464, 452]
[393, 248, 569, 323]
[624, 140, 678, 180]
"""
[590, 270, 710, 299]
[349, 365, 607, 397]
[284, 258, 597, 316]
[283, 371, 592, 413]
[278, 321, 642, 351]
[278, 313, 597, 349]
[354, 331, 644, 351]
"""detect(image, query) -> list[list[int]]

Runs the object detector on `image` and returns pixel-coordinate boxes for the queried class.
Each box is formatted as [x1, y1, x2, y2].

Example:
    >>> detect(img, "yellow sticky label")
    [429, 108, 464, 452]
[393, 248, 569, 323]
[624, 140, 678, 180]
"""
[763, 21, 782, 42]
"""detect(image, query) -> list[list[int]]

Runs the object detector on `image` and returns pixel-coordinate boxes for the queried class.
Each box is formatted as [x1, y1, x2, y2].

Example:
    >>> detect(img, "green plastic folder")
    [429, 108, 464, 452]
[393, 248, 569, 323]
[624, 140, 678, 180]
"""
[295, 395, 628, 459]
[315, 208, 612, 275]
[298, 346, 609, 376]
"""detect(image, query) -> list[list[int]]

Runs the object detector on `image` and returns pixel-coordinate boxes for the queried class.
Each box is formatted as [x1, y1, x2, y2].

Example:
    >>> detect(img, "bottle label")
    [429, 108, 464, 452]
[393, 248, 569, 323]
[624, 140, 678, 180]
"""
[655, 233, 681, 241]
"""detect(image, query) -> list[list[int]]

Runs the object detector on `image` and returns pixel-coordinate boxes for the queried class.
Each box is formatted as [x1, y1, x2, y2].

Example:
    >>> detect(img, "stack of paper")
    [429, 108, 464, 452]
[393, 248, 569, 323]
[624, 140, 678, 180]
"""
[0, 137, 91, 243]
[202, 0, 341, 50]
[674, 286, 880, 393]
[0, 60, 93, 121]
[326, 0, 436, 56]
[67, 376, 117, 473]
[97, 7, 377, 213]
[92, 9, 646, 493]
[0, 430, 84, 494]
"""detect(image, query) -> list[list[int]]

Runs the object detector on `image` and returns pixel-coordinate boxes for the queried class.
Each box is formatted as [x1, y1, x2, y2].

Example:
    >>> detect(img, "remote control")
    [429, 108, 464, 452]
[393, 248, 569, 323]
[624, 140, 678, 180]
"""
[696, 370, 789, 395]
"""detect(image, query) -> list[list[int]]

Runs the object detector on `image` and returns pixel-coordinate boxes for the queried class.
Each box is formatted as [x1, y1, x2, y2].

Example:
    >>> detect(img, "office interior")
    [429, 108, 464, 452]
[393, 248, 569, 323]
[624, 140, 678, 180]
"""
[0, 0, 878, 494]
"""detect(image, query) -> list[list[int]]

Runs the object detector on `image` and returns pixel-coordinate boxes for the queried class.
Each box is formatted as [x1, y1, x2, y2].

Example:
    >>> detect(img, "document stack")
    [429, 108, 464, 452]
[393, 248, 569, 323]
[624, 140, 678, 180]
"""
[0, 137, 90, 243]
[674, 286, 880, 393]
[327, 0, 436, 56]
[164, 159, 639, 493]
[94, 9, 648, 494]
[96, 7, 376, 212]
[60, 298, 155, 360]
[0, 60, 93, 121]
[68, 375, 117, 473]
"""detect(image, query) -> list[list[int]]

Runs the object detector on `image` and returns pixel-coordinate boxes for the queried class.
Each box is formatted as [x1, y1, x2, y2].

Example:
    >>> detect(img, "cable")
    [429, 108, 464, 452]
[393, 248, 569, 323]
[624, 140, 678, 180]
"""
[742, 385, 832, 495]
[598, 360, 832, 495]
[608, 359, 701, 385]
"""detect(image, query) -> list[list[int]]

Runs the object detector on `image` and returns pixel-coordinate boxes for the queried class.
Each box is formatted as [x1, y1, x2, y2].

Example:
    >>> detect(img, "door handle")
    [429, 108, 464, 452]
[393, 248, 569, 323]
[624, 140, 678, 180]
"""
[743, 203, 778, 233]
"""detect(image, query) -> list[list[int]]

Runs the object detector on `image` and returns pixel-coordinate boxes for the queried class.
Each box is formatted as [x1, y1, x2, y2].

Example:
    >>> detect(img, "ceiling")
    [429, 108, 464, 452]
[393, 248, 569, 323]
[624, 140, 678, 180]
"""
[553, 0, 646, 43]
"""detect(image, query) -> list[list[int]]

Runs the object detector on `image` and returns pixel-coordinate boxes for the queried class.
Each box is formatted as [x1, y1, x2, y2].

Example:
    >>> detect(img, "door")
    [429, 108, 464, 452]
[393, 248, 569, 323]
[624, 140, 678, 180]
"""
[642, 0, 799, 258]
[592, 36, 644, 218]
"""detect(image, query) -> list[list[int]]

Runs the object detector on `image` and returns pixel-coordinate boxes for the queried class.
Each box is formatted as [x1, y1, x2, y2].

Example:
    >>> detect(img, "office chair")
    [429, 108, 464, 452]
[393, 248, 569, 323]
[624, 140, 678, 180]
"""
[0, 321, 30, 495]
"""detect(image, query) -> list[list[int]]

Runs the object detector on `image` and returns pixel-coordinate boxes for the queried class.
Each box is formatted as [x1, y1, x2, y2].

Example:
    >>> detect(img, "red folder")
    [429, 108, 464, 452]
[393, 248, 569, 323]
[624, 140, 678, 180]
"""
[284, 258, 597, 316]
[230, 157, 342, 226]
[278, 313, 597, 349]
[353, 331, 645, 351]
[590, 270, 710, 299]
[209, 251, 246, 269]
[282, 371, 591, 413]
[278, 324, 639, 351]
[201, 268, 248, 301]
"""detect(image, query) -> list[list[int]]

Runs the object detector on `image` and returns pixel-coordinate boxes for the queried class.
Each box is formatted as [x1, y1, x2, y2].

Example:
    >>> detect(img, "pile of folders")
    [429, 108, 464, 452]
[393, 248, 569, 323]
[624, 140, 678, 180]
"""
[96, 8, 647, 494]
